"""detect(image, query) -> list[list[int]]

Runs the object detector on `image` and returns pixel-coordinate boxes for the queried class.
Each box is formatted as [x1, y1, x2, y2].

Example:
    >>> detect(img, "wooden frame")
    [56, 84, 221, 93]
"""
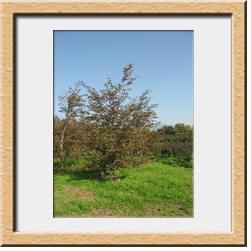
[0, 0, 246, 246]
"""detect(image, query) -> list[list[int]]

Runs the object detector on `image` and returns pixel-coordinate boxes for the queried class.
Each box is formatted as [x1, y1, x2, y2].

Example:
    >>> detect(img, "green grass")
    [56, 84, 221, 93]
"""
[54, 156, 90, 167]
[54, 158, 193, 217]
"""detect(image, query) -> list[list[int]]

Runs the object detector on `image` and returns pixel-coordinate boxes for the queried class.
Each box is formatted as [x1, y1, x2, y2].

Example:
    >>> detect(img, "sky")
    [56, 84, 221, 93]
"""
[54, 30, 193, 128]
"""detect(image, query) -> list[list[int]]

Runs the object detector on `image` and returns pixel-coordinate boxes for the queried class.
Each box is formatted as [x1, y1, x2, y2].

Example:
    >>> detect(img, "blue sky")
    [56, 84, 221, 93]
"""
[54, 30, 193, 128]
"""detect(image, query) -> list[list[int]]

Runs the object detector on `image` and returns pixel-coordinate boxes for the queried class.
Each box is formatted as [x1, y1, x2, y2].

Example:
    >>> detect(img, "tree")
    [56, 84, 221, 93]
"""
[56, 82, 87, 170]
[82, 63, 160, 180]
[166, 125, 174, 135]
[161, 125, 168, 134]
[175, 123, 185, 134]
[185, 125, 191, 130]
[189, 125, 194, 139]
[53, 115, 61, 158]
[183, 124, 191, 133]
[183, 127, 189, 133]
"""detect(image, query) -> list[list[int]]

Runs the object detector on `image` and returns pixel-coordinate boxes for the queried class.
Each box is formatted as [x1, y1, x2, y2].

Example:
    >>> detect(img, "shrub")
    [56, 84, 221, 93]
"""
[159, 141, 193, 161]
[151, 156, 193, 169]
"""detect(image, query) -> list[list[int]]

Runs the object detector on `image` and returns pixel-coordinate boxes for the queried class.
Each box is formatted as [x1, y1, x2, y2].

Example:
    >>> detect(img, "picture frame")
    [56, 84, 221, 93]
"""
[0, 0, 246, 246]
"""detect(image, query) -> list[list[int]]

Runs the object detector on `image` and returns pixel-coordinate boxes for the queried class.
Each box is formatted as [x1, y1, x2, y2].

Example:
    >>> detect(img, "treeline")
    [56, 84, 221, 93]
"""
[157, 123, 193, 135]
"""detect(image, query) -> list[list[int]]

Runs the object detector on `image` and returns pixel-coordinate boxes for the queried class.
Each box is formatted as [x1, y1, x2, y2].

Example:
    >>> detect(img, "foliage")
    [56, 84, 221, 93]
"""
[165, 135, 193, 143]
[184, 124, 191, 130]
[54, 82, 87, 169]
[151, 156, 193, 169]
[155, 133, 193, 142]
[175, 126, 184, 134]
[159, 141, 193, 161]
[175, 123, 185, 129]
[158, 125, 174, 135]
[166, 125, 175, 134]
[159, 124, 193, 135]
[80, 63, 160, 180]
[159, 125, 168, 134]
[152, 131, 193, 168]
[53, 116, 62, 157]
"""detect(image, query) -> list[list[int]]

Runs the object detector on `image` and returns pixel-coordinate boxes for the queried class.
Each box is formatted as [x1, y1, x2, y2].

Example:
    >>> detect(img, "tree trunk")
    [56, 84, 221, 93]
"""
[60, 126, 66, 170]
[110, 170, 114, 181]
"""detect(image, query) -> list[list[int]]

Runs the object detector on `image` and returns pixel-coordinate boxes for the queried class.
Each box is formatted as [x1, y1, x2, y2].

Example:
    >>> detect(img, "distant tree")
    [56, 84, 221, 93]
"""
[189, 125, 194, 138]
[175, 123, 184, 128]
[56, 82, 87, 170]
[183, 124, 191, 133]
[166, 125, 174, 135]
[175, 123, 184, 134]
[157, 128, 163, 134]
[82, 63, 160, 180]
[185, 125, 191, 130]
[161, 125, 168, 133]
[183, 127, 189, 133]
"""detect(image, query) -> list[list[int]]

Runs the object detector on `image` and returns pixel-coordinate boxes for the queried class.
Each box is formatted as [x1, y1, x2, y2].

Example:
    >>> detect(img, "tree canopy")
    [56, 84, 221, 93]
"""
[80, 63, 160, 180]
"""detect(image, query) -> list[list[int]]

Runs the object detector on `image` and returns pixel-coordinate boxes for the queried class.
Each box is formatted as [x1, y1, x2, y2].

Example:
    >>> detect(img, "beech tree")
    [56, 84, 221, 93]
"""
[55, 82, 87, 169]
[82, 63, 160, 180]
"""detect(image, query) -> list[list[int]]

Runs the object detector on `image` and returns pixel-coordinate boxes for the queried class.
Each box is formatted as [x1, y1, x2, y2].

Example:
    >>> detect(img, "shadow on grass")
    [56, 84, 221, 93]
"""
[53, 157, 89, 168]
[54, 167, 127, 183]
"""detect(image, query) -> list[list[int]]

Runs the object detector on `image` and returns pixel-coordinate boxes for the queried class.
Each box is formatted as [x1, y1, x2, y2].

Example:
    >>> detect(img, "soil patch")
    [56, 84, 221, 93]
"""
[54, 185, 94, 201]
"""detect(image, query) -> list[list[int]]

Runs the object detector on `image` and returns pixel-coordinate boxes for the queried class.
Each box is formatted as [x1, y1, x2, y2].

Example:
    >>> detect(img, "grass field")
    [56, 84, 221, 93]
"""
[53, 157, 193, 217]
